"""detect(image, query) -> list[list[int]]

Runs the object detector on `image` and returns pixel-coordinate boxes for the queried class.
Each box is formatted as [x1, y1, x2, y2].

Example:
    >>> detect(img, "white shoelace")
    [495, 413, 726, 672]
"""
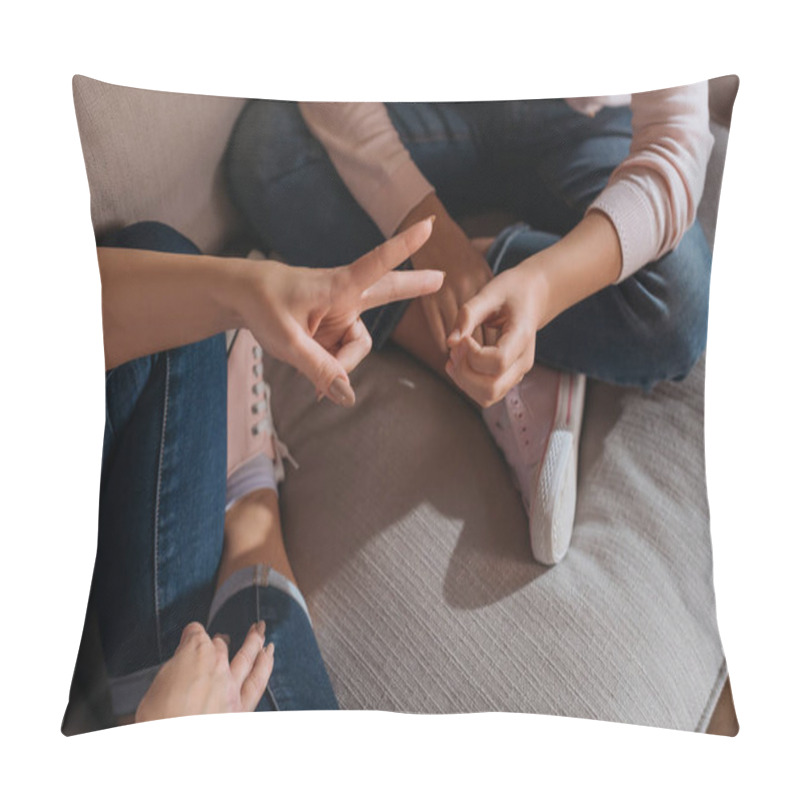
[249, 344, 298, 480]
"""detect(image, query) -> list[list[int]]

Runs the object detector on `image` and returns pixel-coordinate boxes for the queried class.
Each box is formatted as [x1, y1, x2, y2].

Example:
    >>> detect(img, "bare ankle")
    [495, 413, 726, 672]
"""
[225, 488, 280, 530]
[217, 488, 297, 589]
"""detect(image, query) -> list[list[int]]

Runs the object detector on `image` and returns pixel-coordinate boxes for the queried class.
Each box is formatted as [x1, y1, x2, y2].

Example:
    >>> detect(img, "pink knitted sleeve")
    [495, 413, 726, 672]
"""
[587, 82, 714, 282]
[299, 102, 433, 237]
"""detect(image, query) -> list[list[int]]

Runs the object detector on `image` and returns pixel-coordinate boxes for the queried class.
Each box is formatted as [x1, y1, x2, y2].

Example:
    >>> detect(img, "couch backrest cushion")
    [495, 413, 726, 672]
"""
[73, 75, 245, 254]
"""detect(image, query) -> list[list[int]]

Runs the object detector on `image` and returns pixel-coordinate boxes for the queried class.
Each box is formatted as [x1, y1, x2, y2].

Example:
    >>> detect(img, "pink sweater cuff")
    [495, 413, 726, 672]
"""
[589, 181, 661, 283]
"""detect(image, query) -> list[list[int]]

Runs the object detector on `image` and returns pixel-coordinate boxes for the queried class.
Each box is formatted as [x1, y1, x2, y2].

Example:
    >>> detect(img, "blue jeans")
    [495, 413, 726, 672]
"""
[87, 221, 337, 717]
[225, 101, 711, 388]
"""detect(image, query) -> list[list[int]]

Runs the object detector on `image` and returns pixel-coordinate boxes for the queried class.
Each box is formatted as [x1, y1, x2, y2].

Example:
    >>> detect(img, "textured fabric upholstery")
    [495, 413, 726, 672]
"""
[264, 346, 725, 729]
[73, 75, 245, 253]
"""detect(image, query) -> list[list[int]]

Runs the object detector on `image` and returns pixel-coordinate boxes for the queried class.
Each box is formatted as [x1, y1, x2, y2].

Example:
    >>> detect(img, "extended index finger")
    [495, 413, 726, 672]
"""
[359, 268, 444, 310]
[347, 217, 434, 292]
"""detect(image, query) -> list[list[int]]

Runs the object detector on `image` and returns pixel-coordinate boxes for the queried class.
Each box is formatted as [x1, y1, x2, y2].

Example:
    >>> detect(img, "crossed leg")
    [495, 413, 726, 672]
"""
[85, 222, 336, 725]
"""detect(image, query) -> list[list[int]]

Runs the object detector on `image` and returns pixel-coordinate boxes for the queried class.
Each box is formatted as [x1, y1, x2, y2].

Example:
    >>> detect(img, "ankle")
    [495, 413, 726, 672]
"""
[226, 487, 280, 530]
[218, 488, 296, 589]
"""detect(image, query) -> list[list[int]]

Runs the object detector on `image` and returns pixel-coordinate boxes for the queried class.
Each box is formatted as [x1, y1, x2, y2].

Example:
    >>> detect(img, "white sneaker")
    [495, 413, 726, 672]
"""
[226, 329, 296, 508]
[482, 365, 586, 565]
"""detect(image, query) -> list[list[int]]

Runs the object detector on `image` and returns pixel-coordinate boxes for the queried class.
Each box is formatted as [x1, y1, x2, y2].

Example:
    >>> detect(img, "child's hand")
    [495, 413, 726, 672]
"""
[397, 195, 493, 354]
[445, 211, 623, 407]
[445, 263, 547, 408]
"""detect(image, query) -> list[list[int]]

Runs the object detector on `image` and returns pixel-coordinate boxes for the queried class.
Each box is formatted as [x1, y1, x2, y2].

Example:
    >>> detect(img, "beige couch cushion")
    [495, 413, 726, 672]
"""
[265, 346, 725, 729]
[73, 75, 244, 253]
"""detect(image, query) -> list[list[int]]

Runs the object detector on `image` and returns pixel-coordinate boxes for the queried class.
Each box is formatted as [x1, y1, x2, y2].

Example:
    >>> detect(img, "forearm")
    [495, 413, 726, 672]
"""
[399, 195, 621, 331]
[299, 102, 433, 236]
[521, 211, 622, 329]
[99, 247, 253, 369]
[395, 193, 465, 267]
[588, 83, 713, 279]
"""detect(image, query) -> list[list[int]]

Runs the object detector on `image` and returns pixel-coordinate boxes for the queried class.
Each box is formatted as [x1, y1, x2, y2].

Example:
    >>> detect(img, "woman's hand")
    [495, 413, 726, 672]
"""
[98, 219, 441, 397]
[396, 195, 493, 354]
[239, 217, 443, 406]
[134, 621, 274, 723]
[445, 261, 549, 408]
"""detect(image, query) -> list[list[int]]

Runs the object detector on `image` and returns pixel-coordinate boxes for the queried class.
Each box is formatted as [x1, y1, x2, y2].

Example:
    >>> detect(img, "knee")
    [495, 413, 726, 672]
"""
[225, 100, 317, 193]
[99, 221, 200, 255]
[646, 310, 707, 383]
[627, 223, 712, 383]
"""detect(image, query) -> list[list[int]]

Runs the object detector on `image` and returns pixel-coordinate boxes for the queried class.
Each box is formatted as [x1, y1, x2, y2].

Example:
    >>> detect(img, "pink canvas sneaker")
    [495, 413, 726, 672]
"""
[482, 365, 586, 565]
[227, 329, 296, 498]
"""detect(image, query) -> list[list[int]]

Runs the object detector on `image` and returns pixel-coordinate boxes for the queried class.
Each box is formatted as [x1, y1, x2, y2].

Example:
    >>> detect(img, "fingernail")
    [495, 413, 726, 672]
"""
[328, 376, 355, 407]
[257, 620, 266, 637]
[265, 642, 275, 658]
[427, 214, 437, 226]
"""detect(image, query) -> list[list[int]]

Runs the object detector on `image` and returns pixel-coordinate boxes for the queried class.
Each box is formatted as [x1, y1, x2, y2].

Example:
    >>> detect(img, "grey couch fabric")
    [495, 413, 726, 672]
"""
[68, 75, 737, 733]
[73, 77, 245, 253]
[264, 346, 724, 729]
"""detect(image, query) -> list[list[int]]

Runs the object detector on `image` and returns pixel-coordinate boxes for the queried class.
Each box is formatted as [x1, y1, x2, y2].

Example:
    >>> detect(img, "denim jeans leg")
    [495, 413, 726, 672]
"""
[488, 221, 712, 389]
[225, 101, 495, 263]
[491, 100, 638, 233]
[207, 566, 338, 711]
[386, 102, 500, 216]
[225, 101, 408, 347]
[91, 222, 227, 715]
[226, 102, 385, 268]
